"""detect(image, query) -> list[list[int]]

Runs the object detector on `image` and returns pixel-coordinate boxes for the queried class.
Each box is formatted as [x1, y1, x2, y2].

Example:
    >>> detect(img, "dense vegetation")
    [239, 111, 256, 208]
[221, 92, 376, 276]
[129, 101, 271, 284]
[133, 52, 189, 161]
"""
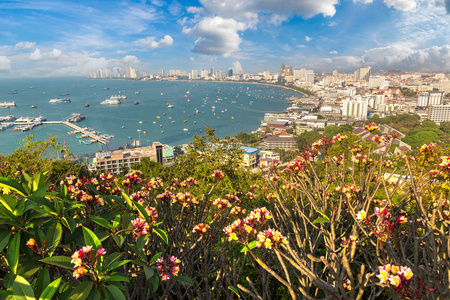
[1, 125, 450, 299]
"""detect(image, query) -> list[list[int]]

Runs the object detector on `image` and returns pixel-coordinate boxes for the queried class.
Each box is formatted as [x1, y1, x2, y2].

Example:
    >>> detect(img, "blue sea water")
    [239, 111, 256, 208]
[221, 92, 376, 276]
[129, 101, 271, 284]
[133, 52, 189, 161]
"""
[0, 78, 302, 156]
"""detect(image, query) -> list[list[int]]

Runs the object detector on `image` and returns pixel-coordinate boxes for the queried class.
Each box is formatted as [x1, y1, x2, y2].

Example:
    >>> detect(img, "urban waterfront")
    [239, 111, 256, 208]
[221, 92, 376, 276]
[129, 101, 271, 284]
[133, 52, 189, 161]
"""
[0, 78, 302, 155]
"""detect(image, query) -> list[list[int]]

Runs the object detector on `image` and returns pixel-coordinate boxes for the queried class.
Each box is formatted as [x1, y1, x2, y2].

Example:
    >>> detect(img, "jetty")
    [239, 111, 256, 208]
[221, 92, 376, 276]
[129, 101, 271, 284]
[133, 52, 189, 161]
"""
[43, 121, 108, 144]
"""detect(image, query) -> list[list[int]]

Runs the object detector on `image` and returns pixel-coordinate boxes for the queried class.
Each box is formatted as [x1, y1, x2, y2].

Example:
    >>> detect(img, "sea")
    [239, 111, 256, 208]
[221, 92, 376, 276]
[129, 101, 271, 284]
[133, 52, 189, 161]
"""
[0, 78, 303, 156]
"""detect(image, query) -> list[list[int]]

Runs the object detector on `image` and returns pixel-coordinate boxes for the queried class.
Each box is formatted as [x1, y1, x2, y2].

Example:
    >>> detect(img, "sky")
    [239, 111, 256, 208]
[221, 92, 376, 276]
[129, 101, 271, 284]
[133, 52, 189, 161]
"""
[0, 0, 449, 77]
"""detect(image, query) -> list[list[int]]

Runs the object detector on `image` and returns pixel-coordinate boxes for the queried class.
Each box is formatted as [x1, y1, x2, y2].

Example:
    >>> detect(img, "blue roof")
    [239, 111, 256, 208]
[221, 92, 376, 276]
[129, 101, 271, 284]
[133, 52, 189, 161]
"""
[241, 146, 260, 155]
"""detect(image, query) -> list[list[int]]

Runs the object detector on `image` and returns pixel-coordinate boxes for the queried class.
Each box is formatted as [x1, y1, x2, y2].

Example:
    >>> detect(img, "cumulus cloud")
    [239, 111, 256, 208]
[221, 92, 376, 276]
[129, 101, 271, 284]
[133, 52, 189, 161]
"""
[198, 0, 338, 20]
[48, 49, 62, 58]
[134, 35, 174, 49]
[230, 61, 243, 72]
[190, 57, 195, 61]
[183, 16, 246, 57]
[296, 44, 306, 48]
[329, 50, 338, 54]
[0, 56, 11, 71]
[123, 55, 140, 65]
[305, 36, 312, 42]
[353, 0, 417, 10]
[29, 49, 43, 61]
[15, 41, 36, 50]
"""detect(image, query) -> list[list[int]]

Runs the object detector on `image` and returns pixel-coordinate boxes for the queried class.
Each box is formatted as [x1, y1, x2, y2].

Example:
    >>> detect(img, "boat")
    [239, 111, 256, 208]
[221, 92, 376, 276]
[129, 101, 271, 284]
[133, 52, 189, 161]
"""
[49, 98, 71, 103]
[183, 128, 188, 131]
[34, 116, 46, 122]
[8, 90, 17, 94]
[183, 120, 187, 123]
[90, 85, 96, 88]
[61, 93, 70, 96]
[67, 113, 85, 122]
[85, 104, 90, 107]
[68, 131, 76, 135]
[103, 87, 110, 90]
[139, 121, 143, 124]
[16, 116, 34, 123]
[110, 95, 127, 100]
[0, 123, 14, 130]
[134, 101, 139, 105]
[161, 93, 164, 95]
[31, 105, 37, 108]
[29, 86, 36, 89]
[0, 101, 16, 108]
[100, 98, 121, 105]
[83, 140, 92, 145]
[167, 103, 174, 108]
[135, 92, 140, 95]
[0, 115, 15, 122]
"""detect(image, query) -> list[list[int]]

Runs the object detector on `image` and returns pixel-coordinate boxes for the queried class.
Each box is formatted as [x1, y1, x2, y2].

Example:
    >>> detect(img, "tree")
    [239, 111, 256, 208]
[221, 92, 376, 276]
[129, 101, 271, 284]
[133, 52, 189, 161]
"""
[323, 124, 353, 138]
[295, 131, 323, 150]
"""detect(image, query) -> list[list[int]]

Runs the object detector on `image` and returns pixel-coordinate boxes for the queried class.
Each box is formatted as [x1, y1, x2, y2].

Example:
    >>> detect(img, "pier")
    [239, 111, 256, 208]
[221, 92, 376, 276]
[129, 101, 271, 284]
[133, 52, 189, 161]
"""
[42, 121, 108, 144]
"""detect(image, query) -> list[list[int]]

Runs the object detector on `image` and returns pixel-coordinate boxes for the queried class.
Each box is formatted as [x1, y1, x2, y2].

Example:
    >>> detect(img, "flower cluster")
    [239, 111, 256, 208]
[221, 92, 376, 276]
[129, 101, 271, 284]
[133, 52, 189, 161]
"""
[311, 138, 334, 151]
[372, 135, 385, 144]
[230, 206, 246, 215]
[213, 198, 232, 210]
[283, 156, 308, 175]
[341, 235, 357, 249]
[377, 264, 413, 288]
[155, 256, 180, 281]
[122, 170, 145, 188]
[351, 153, 373, 165]
[438, 157, 450, 175]
[211, 170, 225, 181]
[255, 228, 288, 249]
[71, 246, 106, 279]
[179, 177, 198, 188]
[26, 238, 48, 255]
[223, 207, 273, 242]
[144, 206, 158, 224]
[130, 190, 149, 203]
[333, 133, 347, 143]
[130, 217, 149, 239]
[343, 279, 351, 291]
[383, 160, 393, 169]
[420, 143, 436, 156]
[336, 185, 359, 199]
[225, 193, 242, 205]
[172, 192, 200, 208]
[364, 122, 379, 132]
[356, 208, 408, 242]
[142, 177, 163, 191]
[192, 223, 210, 235]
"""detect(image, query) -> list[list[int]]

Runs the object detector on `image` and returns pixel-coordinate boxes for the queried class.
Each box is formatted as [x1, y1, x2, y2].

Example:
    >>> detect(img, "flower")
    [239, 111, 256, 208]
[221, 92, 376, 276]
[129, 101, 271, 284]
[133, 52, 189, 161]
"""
[96, 248, 106, 256]
[356, 210, 367, 221]
[364, 122, 379, 132]
[192, 223, 210, 234]
[343, 279, 351, 291]
[131, 217, 149, 239]
[255, 228, 288, 249]
[213, 198, 232, 210]
[155, 256, 181, 281]
[26, 238, 36, 249]
[211, 170, 225, 181]
[377, 264, 413, 288]
[73, 266, 88, 279]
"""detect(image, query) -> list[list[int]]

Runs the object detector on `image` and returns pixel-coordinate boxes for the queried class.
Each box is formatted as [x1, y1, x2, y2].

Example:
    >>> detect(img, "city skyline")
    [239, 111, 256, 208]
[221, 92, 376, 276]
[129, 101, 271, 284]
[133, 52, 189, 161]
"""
[0, 0, 449, 78]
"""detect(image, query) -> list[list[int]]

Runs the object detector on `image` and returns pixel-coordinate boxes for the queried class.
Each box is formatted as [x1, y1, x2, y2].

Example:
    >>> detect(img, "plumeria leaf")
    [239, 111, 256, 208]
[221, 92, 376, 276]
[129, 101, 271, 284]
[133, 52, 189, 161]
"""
[121, 192, 133, 209]
[144, 266, 155, 280]
[45, 221, 62, 256]
[105, 284, 126, 300]
[150, 252, 162, 265]
[153, 228, 168, 245]
[172, 276, 194, 285]
[68, 281, 94, 300]
[133, 201, 151, 226]
[241, 240, 257, 253]
[38, 277, 62, 300]
[103, 252, 122, 271]
[88, 215, 113, 230]
[0, 231, 11, 252]
[313, 217, 330, 224]
[113, 235, 125, 249]
[104, 260, 131, 272]
[0, 177, 27, 196]
[82, 227, 102, 249]
[12, 274, 35, 300]
[315, 209, 330, 222]
[228, 286, 241, 298]
[7, 232, 20, 274]
[40, 256, 73, 270]
[151, 273, 159, 293]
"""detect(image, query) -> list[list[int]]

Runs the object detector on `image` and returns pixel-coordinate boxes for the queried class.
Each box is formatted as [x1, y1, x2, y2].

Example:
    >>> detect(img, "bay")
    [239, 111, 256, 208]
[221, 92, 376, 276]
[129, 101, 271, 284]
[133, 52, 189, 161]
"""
[0, 78, 301, 156]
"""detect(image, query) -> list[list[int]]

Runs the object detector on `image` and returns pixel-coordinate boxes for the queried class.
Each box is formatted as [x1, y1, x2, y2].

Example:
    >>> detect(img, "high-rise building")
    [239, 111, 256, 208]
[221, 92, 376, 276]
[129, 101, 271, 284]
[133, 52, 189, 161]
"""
[228, 69, 233, 77]
[169, 70, 175, 76]
[368, 76, 386, 89]
[191, 70, 199, 79]
[294, 69, 314, 82]
[342, 100, 368, 119]
[428, 105, 450, 123]
[126, 65, 132, 78]
[353, 67, 371, 82]
[417, 91, 444, 107]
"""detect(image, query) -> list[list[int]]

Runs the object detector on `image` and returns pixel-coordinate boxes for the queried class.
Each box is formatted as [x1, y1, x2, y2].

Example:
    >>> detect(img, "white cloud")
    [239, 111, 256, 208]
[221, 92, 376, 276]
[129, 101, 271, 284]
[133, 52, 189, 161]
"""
[230, 61, 243, 72]
[48, 49, 62, 58]
[353, 0, 373, 3]
[383, 0, 417, 11]
[296, 44, 306, 48]
[150, 0, 165, 7]
[14, 41, 35, 50]
[328, 21, 338, 26]
[123, 55, 140, 65]
[29, 49, 43, 61]
[190, 57, 195, 61]
[305, 36, 312, 42]
[134, 35, 174, 49]
[0, 56, 11, 71]
[183, 16, 246, 57]
[199, 0, 339, 20]
[329, 50, 338, 54]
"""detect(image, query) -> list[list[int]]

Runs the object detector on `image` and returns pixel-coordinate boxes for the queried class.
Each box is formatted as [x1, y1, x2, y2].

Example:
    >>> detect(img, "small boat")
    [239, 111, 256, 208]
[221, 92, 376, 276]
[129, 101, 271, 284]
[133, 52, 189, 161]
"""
[135, 92, 140, 95]
[29, 86, 36, 89]
[139, 121, 143, 124]
[183, 120, 187, 123]
[85, 104, 90, 107]
[194, 121, 197, 124]
[134, 101, 139, 105]
[90, 85, 96, 88]
[61, 93, 69, 96]
[31, 105, 37, 108]
[183, 128, 188, 131]
[161, 131, 164, 134]
[167, 103, 174, 108]
[103, 87, 110, 90]
[161, 93, 163, 95]
[83, 140, 92, 145]
[128, 136, 132, 139]
[160, 125, 163, 128]
[153, 121, 156, 124]
[122, 126, 125, 129]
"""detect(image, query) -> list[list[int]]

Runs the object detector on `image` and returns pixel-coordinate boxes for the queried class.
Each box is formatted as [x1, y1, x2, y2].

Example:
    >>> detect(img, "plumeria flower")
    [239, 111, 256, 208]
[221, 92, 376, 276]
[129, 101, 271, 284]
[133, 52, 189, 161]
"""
[131, 218, 149, 239]
[343, 279, 351, 291]
[356, 210, 367, 221]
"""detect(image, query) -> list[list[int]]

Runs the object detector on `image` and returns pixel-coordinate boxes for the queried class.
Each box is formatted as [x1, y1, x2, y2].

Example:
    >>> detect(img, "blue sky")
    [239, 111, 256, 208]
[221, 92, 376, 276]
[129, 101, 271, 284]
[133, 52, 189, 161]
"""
[0, 0, 449, 77]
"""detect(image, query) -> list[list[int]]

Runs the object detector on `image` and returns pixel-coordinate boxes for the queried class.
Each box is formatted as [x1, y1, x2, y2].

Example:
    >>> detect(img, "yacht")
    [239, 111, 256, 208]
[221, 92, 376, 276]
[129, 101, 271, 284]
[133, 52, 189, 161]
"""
[49, 98, 71, 103]
[100, 98, 121, 105]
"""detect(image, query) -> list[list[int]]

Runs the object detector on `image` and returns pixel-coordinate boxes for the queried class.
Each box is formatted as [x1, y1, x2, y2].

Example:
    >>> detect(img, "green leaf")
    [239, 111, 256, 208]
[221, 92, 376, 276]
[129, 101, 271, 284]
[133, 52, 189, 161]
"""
[112, 215, 121, 230]
[38, 277, 62, 300]
[241, 240, 257, 253]
[82, 227, 102, 249]
[68, 281, 94, 300]
[40, 256, 73, 270]
[104, 260, 131, 272]
[0, 204, 20, 223]
[104, 273, 130, 283]
[36, 268, 50, 297]
[133, 201, 151, 226]
[112, 235, 125, 248]
[151, 273, 159, 293]
[12, 275, 35, 300]
[105, 285, 126, 300]
[121, 192, 133, 209]
[0, 194, 17, 212]
[152, 228, 168, 245]
[129, 244, 146, 261]
[17, 261, 41, 278]
[315, 209, 330, 222]
[103, 252, 122, 271]
[86, 288, 101, 300]
[45, 221, 62, 256]
[88, 215, 113, 230]
[0, 231, 11, 252]
[31, 183, 51, 199]
[150, 252, 162, 264]
[7, 232, 20, 274]
[312, 217, 330, 224]
[228, 286, 241, 298]
[172, 275, 194, 285]
[0, 177, 27, 196]
[143, 266, 155, 280]
[61, 217, 76, 233]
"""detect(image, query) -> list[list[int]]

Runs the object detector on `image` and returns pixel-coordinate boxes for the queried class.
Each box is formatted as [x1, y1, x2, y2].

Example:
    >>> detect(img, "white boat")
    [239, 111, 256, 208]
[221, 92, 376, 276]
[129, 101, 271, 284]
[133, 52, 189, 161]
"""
[183, 128, 188, 131]
[0, 115, 15, 122]
[0, 101, 16, 108]
[49, 98, 70, 103]
[16, 116, 34, 123]
[167, 103, 174, 108]
[100, 99, 121, 105]
[110, 95, 127, 100]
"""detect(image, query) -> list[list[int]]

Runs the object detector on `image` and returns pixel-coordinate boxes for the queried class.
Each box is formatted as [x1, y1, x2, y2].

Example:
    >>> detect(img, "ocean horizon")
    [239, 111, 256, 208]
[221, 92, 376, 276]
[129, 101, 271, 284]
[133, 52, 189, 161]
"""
[0, 78, 303, 156]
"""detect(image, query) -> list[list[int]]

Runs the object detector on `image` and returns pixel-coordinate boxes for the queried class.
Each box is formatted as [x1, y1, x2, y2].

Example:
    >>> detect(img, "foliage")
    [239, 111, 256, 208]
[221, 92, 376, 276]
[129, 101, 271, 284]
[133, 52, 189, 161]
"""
[234, 131, 260, 145]
[323, 124, 354, 138]
[294, 131, 322, 150]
